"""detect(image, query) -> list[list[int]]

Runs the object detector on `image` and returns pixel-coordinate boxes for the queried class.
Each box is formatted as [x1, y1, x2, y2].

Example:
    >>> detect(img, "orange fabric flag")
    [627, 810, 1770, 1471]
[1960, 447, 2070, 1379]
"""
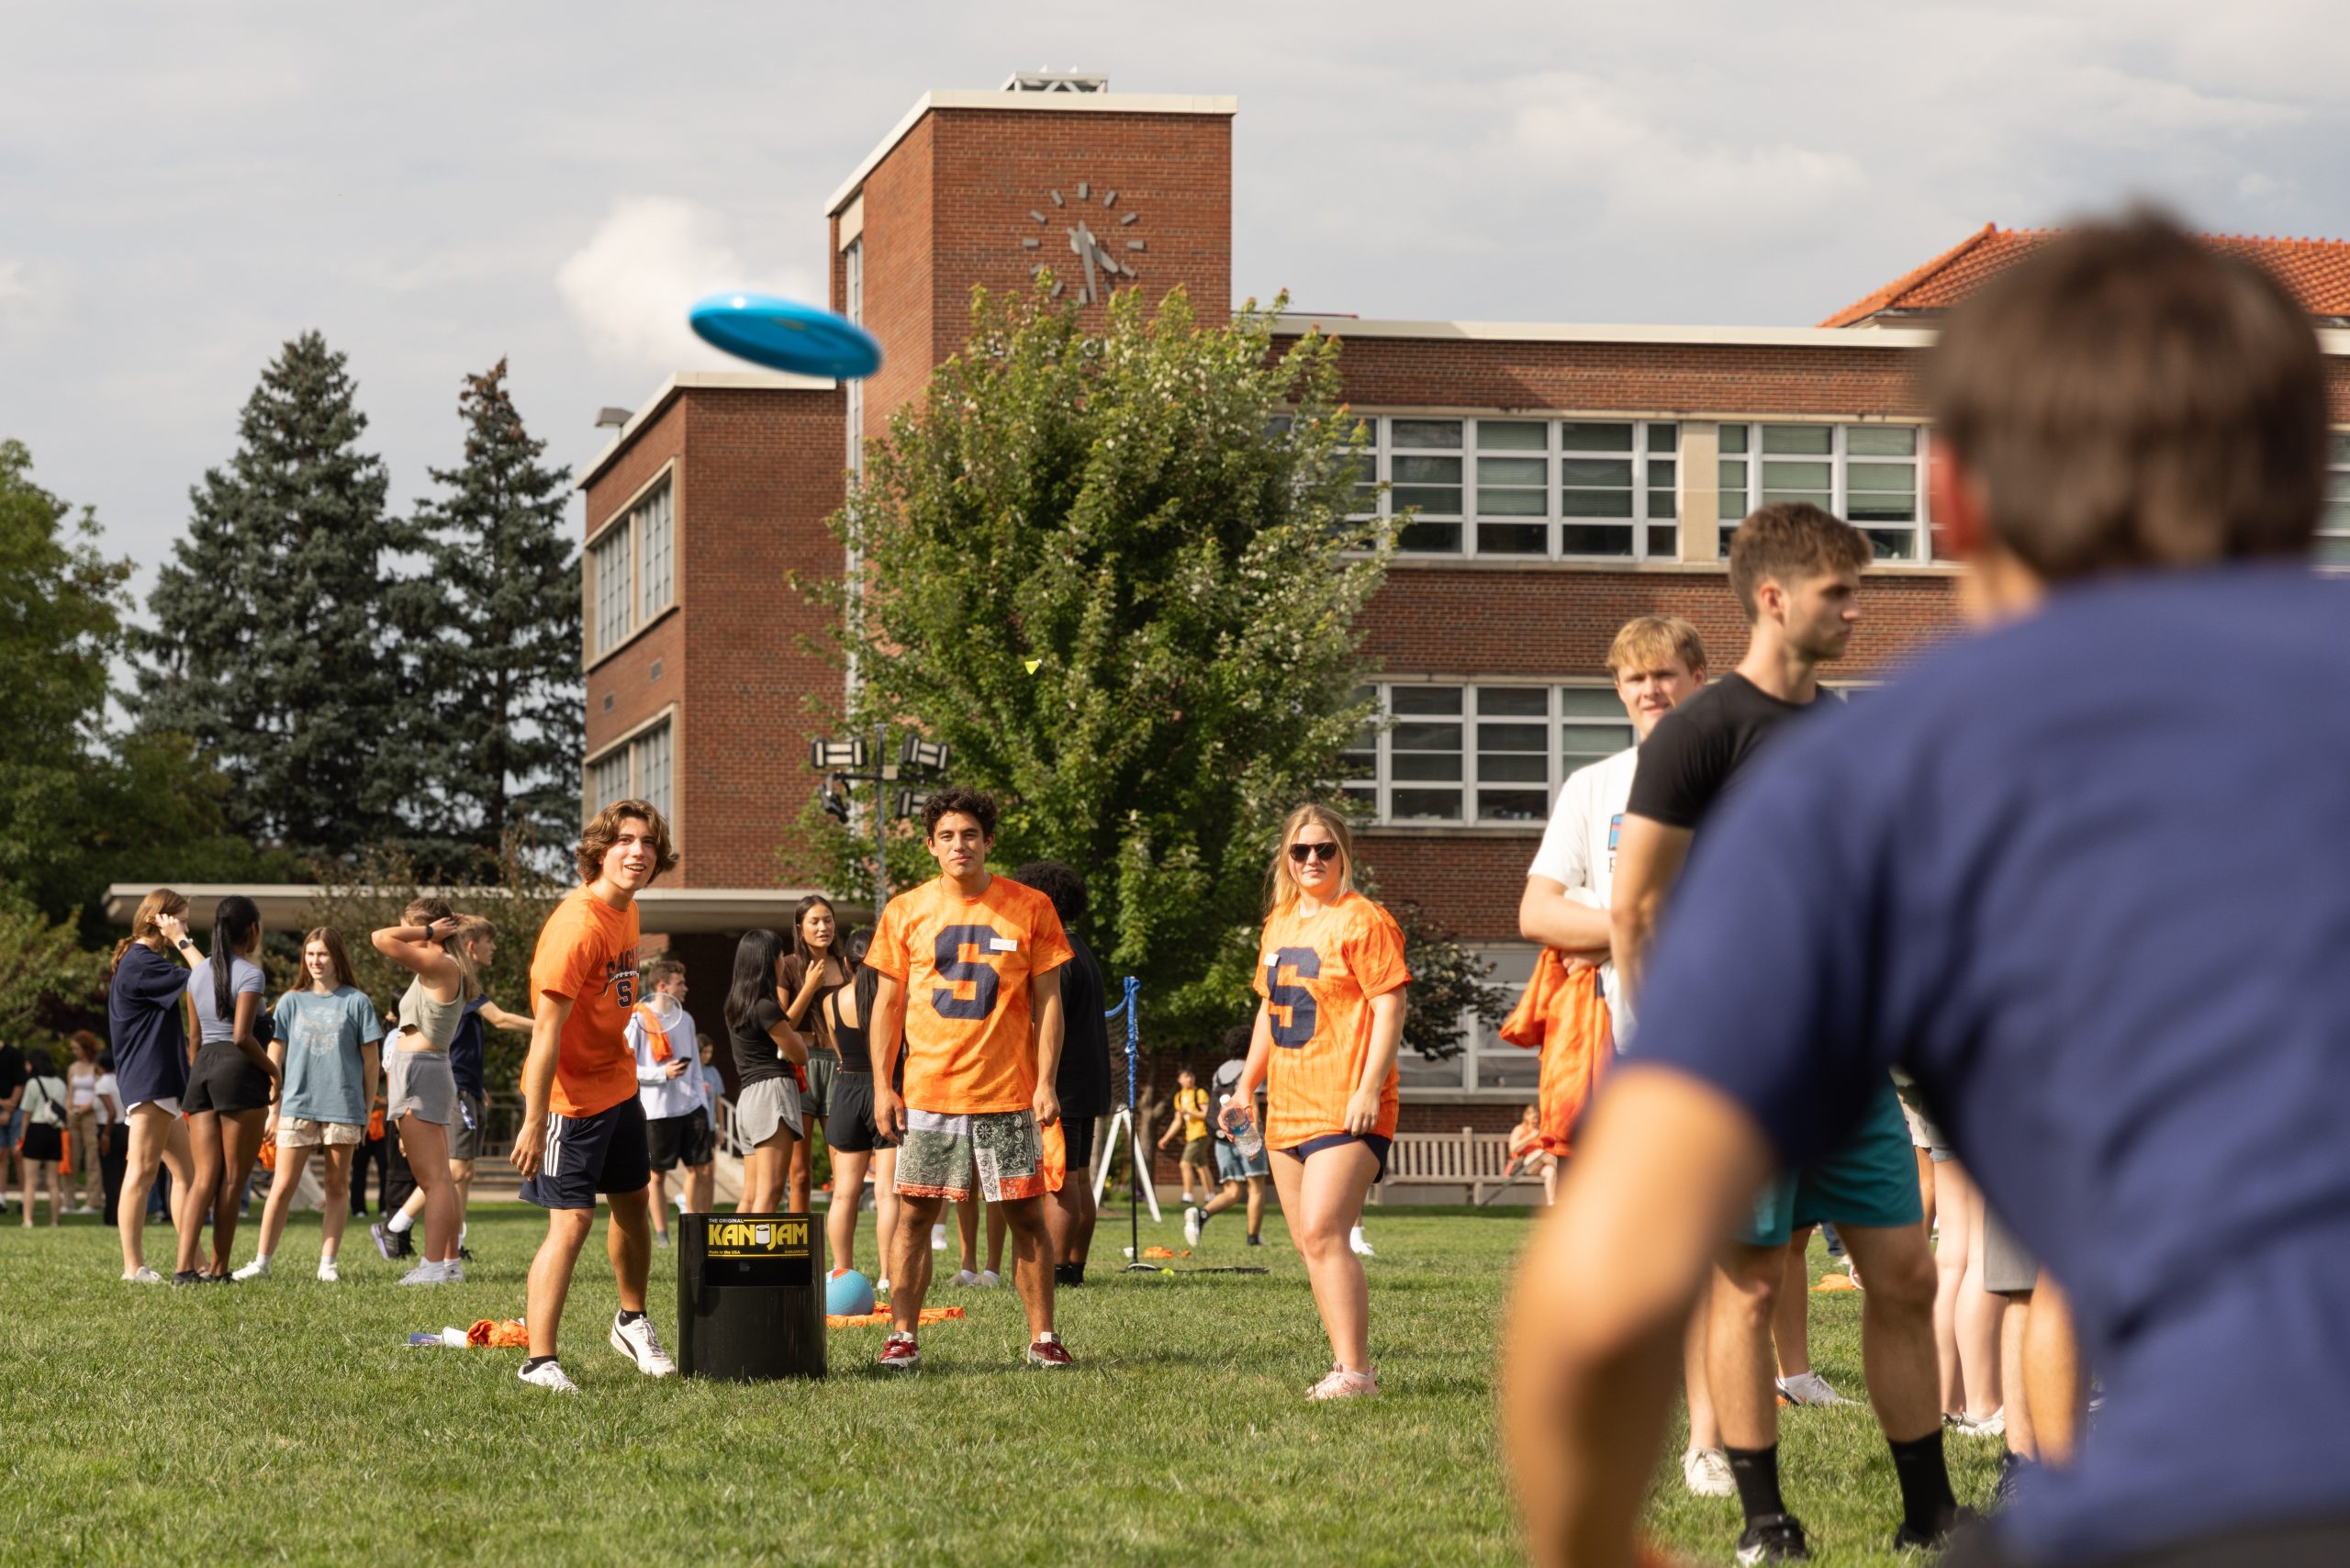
[636, 1005, 674, 1062]
[466, 1318, 532, 1348]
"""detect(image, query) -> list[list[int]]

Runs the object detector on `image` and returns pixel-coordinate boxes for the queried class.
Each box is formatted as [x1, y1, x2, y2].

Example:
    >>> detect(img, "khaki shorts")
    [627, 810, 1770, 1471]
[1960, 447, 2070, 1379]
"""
[277, 1117, 365, 1149]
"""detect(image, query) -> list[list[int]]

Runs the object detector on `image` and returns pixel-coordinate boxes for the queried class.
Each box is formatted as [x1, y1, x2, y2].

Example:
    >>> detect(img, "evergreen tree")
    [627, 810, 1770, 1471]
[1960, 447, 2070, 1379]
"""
[407, 360, 583, 875]
[131, 331, 410, 862]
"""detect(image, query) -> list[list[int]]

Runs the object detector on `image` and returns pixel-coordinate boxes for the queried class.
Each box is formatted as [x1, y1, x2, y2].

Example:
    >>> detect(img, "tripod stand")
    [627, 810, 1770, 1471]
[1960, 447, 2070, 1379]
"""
[1097, 976, 1163, 1271]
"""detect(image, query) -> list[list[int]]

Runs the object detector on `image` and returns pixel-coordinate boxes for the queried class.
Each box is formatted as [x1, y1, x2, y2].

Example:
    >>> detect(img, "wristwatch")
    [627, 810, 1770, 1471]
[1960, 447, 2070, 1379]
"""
[174, 936, 194, 951]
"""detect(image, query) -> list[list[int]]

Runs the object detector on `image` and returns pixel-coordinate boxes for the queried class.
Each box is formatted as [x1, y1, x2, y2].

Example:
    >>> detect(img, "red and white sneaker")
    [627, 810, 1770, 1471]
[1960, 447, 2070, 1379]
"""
[878, 1332, 921, 1372]
[1026, 1331, 1076, 1369]
[1306, 1363, 1380, 1401]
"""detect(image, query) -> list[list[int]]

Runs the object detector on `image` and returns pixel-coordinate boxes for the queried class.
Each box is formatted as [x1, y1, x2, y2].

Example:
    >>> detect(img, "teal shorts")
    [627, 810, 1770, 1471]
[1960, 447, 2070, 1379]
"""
[1738, 1081, 1922, 1249]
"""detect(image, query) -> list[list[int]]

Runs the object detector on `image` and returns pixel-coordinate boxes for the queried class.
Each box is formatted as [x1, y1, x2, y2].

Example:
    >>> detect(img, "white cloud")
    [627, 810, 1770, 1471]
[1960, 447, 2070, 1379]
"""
[554, 197, 818, 368]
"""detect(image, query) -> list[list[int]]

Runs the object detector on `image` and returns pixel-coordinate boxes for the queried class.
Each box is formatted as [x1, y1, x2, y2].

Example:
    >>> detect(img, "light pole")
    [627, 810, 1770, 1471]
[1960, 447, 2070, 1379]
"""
[810, 731, 952, 913]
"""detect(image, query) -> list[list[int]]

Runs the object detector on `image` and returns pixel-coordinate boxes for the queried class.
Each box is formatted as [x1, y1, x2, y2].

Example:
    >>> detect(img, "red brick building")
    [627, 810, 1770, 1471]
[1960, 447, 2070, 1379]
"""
[573, 77, 2350, 1123]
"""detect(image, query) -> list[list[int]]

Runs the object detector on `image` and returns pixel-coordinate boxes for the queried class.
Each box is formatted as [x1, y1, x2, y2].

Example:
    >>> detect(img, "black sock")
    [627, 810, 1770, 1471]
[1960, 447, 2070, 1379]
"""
[1724, 1444, 1787, 1523]
[1054, 1262, 1084, 1286]
[521, 1355, 556, 1373]
[616, 1309, 644, 1326]
[1888, 1430, 1958, 1534]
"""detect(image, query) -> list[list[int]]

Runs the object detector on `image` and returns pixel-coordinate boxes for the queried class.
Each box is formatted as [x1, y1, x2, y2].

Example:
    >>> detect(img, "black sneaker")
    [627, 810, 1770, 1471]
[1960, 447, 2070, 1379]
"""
[1893, 1507, 1975, 1553]
[171, 1269, 205, 1287]
[1246, 1234, 1263, 1248]
[392, 1226, 415, 1260]
[1736, 1513, 1810, 1563]
[458, 1245, 475, 1261]
[1995, 1452, 2031, 1507]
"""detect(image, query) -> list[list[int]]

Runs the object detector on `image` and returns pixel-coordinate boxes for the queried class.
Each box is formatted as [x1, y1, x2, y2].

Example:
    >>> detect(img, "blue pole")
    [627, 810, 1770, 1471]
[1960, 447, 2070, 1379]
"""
[1106, 976, 1144, 1268]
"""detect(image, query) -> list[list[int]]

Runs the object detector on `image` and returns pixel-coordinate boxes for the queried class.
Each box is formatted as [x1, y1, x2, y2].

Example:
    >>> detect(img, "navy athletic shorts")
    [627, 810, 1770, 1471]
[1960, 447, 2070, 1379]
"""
[521, 1095, 651, 1210]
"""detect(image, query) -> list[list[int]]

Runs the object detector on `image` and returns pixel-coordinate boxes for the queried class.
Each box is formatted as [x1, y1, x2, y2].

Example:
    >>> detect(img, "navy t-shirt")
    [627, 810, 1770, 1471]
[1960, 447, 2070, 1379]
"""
[1625, 566, 2350, 1562]
[448, 996, 488, 1097]
[106, 943, 193, 1108]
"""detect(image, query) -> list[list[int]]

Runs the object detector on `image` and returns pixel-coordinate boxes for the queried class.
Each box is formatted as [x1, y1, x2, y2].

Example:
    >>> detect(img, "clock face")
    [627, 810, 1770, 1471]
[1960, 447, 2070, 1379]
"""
[1014, 180, 1143, 306]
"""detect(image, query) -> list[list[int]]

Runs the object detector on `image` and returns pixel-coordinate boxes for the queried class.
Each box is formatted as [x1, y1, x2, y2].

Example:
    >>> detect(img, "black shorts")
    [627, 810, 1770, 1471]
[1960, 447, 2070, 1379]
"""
[520, 1096, 651, 1210]
[19, 1123, 63, 1163]
[825, 1071, 898, 1154]
[646, 1107, 715, 1171]
[1061, 1111, 1097, 1176]
[184, 1047, 273, 1115]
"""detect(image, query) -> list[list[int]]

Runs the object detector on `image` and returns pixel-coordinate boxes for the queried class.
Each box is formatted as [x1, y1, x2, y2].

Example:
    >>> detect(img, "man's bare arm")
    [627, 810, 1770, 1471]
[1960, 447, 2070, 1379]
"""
[869, 972, 908, 1141]
[478, 999, 533, 1033]
[1517, 875, 1614, 955]
[1501, 1068, 1774, 1568]
[1607, 814, 1693, 1004]
[509, 993, 574, 1180]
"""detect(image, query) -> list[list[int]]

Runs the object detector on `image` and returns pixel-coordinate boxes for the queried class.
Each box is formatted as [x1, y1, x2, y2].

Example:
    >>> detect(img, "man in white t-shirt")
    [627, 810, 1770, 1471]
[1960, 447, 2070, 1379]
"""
[1517, 613, 1717, 1494]
[626, 959, 705, 1248]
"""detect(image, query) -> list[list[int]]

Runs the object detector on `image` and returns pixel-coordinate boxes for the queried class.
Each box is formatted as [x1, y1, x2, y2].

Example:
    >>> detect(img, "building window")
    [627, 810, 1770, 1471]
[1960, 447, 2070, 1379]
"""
[584, 716, 675, 830]
[1716, 422, 1929, 561]
[2322, 431, 2350, 567]
[1345, 682, 1633, 826]
[1349, 417, 1681, 561]
[1395, 946, 1542, 1096]
[587, 475, 677, 661]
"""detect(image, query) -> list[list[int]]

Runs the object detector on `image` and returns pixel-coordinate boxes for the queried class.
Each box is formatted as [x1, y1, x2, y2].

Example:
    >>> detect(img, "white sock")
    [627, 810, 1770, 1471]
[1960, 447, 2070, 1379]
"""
[252, 1252, 271, 1266]
[1349, 1225, 1366, 1244]
[458, 1224, 467, 1248]
[387, 1211, 414, 1234]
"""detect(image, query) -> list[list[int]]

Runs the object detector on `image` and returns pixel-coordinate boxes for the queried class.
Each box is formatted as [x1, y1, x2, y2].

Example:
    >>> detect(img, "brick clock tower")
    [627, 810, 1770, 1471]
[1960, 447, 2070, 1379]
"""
[571, 77, 1236, 1019]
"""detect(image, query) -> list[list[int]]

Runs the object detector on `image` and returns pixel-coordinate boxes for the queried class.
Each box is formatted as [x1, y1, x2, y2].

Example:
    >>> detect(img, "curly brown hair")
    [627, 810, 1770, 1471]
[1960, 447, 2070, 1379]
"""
[576, 798, 680, 885]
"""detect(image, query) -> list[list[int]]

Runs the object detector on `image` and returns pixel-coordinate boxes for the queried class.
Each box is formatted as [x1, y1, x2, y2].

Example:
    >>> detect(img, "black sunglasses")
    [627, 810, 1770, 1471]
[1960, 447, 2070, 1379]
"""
[1287, 841, 1340, 864]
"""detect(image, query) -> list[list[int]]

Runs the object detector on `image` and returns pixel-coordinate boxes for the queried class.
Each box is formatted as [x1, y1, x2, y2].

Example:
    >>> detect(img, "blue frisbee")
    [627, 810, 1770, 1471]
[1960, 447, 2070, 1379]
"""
[688, 291, 883, 379]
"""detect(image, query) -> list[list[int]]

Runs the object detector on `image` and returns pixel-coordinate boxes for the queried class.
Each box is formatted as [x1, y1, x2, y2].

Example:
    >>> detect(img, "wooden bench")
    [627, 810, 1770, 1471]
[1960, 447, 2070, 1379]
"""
[1378, 1127, 1546, 1206]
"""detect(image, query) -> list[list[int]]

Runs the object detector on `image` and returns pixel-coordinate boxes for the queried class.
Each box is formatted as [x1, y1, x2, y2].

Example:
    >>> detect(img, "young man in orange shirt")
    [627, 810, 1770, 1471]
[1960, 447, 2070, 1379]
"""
[509, 798, 681, 1394]
[867, 788, 1073, 1371]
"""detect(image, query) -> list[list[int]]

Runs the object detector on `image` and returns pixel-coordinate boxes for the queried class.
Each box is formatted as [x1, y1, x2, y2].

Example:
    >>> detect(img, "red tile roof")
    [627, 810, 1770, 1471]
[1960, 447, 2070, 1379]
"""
[1818, 222, 2350, 327]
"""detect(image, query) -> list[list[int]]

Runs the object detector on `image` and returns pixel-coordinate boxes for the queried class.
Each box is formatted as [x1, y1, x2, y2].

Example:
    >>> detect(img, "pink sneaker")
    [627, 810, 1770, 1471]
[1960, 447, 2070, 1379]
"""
[1306, 1364, 1379, 1401]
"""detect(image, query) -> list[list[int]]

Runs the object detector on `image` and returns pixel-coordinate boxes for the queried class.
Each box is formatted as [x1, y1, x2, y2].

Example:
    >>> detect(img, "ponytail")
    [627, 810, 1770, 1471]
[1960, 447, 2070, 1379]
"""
[109, 888, 190, 982]
[210, 894, 262, 1019]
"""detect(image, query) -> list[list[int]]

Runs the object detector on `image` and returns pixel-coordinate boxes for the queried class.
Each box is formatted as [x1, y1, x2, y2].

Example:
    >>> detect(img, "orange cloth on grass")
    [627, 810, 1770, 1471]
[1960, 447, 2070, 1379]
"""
[1501, 951, 1612, 1158]
[467, 1318, 531, 1348]
[827, 1305, 967, 1330]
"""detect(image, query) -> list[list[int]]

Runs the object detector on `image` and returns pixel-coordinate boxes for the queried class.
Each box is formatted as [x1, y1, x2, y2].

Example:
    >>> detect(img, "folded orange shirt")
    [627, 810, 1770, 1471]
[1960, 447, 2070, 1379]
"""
[828, 1306, 967, 1330]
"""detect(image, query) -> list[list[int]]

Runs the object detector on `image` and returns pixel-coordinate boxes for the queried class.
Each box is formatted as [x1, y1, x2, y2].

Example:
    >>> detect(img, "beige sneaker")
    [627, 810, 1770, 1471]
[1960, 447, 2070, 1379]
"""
[1306, 1364, 1379, 1401]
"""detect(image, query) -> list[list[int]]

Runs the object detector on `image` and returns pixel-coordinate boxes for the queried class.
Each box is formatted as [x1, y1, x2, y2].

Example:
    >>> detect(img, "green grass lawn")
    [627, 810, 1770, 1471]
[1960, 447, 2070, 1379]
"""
[2, 1202, 1997, 1564]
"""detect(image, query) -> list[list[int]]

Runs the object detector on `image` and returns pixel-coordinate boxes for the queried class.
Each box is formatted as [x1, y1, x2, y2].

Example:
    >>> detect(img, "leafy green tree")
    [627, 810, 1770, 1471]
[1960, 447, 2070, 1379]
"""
[810, 282, 1390, 1046]
[1391, 900, 1508, 1061]
[0, 440, 133, 899]
[0, 899, 106, 1046]
[131, 331, 411, 862]
[407, 360, 584, 876]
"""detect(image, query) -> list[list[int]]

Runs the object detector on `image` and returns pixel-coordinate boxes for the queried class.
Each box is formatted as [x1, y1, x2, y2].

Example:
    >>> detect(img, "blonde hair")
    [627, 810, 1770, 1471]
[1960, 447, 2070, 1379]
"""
[1606, 614, 1707, 678]
[1263, 803, 1358, 916]
[108, 888, 190, 980]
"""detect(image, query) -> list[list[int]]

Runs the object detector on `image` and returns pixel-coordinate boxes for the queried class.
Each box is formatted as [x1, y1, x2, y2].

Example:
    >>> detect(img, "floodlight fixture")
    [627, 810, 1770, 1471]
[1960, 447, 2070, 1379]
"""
[899, 735, 951, 775]
[814, 781, 852, 824]
[810, 737, 867, 771]
[896, 789, 933, 820]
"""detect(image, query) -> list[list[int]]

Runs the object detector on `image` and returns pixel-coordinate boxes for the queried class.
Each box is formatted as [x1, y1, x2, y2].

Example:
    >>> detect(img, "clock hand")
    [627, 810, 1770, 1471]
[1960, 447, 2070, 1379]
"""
[1072, 221, 1102, 302]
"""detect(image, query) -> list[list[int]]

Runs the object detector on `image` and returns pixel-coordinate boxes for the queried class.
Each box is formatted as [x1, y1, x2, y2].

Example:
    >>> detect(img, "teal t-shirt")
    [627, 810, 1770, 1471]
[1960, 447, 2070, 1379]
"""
[271, 986, 384, 1126]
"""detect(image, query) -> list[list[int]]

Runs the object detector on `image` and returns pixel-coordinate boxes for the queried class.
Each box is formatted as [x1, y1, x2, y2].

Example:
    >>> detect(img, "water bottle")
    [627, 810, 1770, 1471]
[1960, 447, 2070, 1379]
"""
[1226, 1105, 1264, 1161]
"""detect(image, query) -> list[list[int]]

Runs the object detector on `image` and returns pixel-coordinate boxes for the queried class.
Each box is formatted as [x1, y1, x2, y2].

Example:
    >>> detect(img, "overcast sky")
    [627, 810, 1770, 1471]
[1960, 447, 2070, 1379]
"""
[6, 2, 2344, 616]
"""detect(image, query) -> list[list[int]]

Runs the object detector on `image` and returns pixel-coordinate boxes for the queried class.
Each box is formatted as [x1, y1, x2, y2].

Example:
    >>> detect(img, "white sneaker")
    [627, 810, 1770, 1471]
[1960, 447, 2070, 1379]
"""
[1348, 1227, 1375, 1258]
[1953, 1407, 2006, 1438]
[121, 1266, 163, 1284]
[948, 1268, 983, 1287]
[519, 1360, 579, 1394]
[316, 1258, 341, 1283]
[977, 1269, 1002, 1288]
[440, 1259, 465, 1283]
[875, 1277, 891, 1296]
[1775, 1371, 1849, 1406]
[931, 1223, 947, 1251]
[231, 1256, 271, 1281]
[610, 1312, 677, 1377]
[1684, 1446, 1736, 1496]
[1306, 1363, 1380, 1401]
[1183, 1206, 1203, 1247]
[397, 1261, 450, 1286]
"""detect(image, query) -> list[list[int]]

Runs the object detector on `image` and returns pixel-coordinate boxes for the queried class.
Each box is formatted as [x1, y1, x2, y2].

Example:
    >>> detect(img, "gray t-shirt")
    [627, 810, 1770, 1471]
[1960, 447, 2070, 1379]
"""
[189, 955, 265, 1045]
[272, 986, 384, 1126]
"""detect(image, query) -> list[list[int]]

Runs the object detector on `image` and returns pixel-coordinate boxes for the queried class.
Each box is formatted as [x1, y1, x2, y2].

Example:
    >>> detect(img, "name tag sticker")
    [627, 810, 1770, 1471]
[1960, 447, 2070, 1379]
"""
[990, 936, 1019, 952]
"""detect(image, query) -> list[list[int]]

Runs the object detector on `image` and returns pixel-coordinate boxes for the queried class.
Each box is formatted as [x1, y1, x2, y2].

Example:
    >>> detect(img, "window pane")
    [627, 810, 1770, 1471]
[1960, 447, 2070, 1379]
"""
[1393, 455, 1461, 484]
[637, 722, 673, 826]
[1647, 460, 1677, 488]
[1718, 423, 1750, 454]
[1392, 752, 1462, 781]
[1761, 459, 1832, 489]
[1476, 420, 1547, 451]
[1560, 422, 1633, 452]
[636, 483, 674, 622]
[1847, 491, 1915, 522]
[1391, 420, 1462, 449]
[1561, 489, 1634, 518]
[1393, 488, 1463, 517]
[1846, 463, 1916, 492]
[1556, 689, 1625, 719]
[1648, 490, 1678, 520]
[1762, 425, 1831, 454]
[1390, 687, 1462, 715]
[1561, 722, 1635, 769]
[1477, 490, 1548, 517]
[2315, 536, 2350, 566]
[1865, 529, 1917, 560]
[1340, 414, 1377, 444]
[1477, 456, 1547, 486]
[1479, 688, 1549, 716]
[1560, 523, 1634, 554]
[1646, 423, 1678, 452]
[1561, 458, 1633, 487]
[1847, 426, 1917, 456]
[1646, 524, 1679, 556]
[1479, 755, 1548, 786]
[1478, 789, 1550, 822]
[591, 528, 632, 655]
[1478, 721, 1549, 751]
[1394, 520, 1461, 552]
[1477, 522, 1548, 554]
[1392, 788, 1463, 821]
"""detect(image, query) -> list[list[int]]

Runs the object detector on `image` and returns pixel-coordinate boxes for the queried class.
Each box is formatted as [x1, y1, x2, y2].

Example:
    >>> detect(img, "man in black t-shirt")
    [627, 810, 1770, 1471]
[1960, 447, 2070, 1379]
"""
[1613, 504, 1954, 1562]
[1013, 861, 1110, 1285]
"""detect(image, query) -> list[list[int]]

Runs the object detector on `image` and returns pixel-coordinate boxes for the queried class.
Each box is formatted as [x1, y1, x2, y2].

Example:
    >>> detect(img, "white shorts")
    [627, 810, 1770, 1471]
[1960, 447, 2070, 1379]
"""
[127, 1097, 184, 1117]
